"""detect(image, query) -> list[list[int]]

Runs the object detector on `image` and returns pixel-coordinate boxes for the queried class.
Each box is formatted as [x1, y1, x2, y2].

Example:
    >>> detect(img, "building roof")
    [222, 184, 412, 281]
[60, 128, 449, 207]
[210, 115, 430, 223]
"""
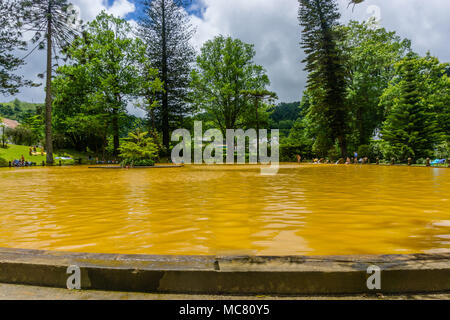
[0, 118, 19, 129]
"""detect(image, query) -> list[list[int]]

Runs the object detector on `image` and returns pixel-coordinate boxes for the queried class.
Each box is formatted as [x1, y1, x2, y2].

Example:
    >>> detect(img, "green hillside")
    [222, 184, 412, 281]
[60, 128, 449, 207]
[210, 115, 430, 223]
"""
[0, 99, 43, 121]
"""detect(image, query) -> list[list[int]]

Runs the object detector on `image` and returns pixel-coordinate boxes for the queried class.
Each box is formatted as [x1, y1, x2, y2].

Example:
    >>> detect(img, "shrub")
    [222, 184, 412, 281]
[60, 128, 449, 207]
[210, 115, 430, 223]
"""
[434, 142, 449, 159]
[122, 159, 155, 167]
[280, 143, 304, 162]
[119, 129, 158, 167]
[357, 145, 371, 158]
[327, 147, 340, 161]
[5, 126, 40, 146]
[416, 158, 426, 165]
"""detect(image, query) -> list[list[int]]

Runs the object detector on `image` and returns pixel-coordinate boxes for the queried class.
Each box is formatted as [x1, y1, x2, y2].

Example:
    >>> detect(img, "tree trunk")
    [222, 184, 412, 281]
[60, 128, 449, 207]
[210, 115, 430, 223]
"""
[338, 136, 347, 158]
[45, 16, 54, 165]
[161, 0, 169, 153]
[255, 98, 259, 162]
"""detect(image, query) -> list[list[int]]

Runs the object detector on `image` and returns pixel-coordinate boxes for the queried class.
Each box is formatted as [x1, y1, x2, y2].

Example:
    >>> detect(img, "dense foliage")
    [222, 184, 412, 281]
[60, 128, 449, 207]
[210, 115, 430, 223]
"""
[1, 0, 448, 164]
[0, 1, 35, 96]
[190, 36, 271, 135]
[299, 0, 349, 157]
[53, 12, 162, 157]
[139, 0, 196, 152]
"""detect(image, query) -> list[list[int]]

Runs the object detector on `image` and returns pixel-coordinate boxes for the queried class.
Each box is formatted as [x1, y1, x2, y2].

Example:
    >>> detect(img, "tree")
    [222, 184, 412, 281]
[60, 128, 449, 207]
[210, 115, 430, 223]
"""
[298, 0, 349, 157]
[52, 41, 108, 154]
[139, 0, 196, 152]
[19, 0, 81, 164]
[241, 89, 278, 160]
[53, 12, 162, 157]
[118, 129, 159, 167]
[0, 0, 33, 96]
[380, 54, 440, 161]
[269, 102, 301, 138]
[339, 20, 411, 147]
[0, 117, 6, 148]
[190, 36, 270, 135]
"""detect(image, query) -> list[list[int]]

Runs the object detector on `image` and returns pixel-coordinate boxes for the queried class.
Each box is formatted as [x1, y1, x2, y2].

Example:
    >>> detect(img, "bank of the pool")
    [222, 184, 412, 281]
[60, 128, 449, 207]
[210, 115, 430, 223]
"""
[0, 247, 449, 295]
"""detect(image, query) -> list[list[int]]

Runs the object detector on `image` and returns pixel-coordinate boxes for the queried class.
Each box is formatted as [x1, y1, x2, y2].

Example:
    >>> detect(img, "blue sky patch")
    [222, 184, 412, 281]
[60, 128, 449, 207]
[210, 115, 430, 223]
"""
[124, 0, 205, 21]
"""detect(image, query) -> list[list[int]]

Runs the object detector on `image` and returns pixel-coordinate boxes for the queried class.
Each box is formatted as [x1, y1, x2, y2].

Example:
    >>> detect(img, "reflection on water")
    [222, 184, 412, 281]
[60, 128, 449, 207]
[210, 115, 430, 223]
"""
[0, 164, 449, 256]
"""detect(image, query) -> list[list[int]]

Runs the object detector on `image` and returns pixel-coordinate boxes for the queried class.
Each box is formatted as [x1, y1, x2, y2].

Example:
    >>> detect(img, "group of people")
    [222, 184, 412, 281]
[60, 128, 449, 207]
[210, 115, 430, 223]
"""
[29, 146, 44, 156]
[12, 155, 34, 167]
[295, 152, 370, 165]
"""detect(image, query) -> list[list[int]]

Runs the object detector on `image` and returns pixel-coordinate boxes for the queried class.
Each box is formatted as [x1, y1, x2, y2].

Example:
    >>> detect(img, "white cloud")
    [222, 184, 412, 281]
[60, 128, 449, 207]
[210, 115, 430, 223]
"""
[190, 0, 304, 103]
[4, 0, 450, 105]
[190, 0, 450, 102]
[71, 0, 135, 21]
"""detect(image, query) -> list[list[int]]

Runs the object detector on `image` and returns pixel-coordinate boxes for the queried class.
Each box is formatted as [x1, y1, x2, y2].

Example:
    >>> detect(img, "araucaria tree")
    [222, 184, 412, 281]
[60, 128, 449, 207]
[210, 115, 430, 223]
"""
[190, 36, 270, 135]
[0, 0, 33, 96]
[298, 0, 349, 157]
[19, 0, 81, 164]
[380, 54, 440, 161]
[139, 0, 196, 152]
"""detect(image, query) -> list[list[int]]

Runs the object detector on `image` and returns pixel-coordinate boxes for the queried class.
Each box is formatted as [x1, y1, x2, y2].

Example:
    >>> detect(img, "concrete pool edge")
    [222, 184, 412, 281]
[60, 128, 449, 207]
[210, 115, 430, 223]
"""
[0, 247, 449, 295]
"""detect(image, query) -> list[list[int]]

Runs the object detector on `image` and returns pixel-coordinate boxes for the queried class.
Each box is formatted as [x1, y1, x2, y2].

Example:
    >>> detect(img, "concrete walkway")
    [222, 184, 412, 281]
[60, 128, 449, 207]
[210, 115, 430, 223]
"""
[2, 247, 450, 295]
[0, 283, 449, 300]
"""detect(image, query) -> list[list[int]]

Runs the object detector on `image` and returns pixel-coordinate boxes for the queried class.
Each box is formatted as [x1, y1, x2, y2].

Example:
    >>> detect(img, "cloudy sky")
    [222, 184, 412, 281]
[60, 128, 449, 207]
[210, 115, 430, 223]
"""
[3, 0, 450, 105]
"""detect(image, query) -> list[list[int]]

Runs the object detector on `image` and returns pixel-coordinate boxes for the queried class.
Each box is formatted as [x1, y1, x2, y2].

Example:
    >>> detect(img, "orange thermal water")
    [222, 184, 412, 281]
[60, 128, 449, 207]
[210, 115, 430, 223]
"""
[0, 164, 449, 255]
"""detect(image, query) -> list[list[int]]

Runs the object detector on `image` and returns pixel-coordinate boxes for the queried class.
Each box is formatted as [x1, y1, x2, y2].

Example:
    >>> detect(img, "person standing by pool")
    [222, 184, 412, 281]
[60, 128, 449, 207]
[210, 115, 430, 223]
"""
[296, 154, 301, 163]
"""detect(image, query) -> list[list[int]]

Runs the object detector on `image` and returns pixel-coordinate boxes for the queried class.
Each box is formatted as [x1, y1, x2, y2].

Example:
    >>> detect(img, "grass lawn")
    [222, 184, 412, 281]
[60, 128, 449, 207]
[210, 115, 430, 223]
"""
[0, 144, 91, 166]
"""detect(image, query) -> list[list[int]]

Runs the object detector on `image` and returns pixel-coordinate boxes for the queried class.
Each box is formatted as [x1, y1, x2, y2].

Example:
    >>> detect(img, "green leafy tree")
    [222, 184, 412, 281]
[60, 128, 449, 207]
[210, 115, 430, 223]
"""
[380, 54, 440, 161]
[119, 129, 158, 166]
[298, 0, 349, 157]
[241, 89, 277, 159]
[55, 12, 157, 156]
[19, 0, 81, 164]
[52, 42, 108, 154]
[190, 35, 270, 135]
[139, 0, 196, 152]
[339, 20, 411, 147]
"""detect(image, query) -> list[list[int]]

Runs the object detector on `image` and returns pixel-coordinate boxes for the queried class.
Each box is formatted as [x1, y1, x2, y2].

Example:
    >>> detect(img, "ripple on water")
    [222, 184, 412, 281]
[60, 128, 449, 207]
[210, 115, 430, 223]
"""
[0, 165, 449, 255]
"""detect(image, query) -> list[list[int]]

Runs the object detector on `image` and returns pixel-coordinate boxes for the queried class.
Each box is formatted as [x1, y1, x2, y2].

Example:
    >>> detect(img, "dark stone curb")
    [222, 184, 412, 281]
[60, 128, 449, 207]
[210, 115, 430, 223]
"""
[0, 247, 449, 295]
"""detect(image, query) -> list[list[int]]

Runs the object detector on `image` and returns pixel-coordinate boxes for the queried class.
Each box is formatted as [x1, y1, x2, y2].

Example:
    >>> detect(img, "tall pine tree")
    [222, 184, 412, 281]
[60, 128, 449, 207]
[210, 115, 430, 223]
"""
[381, 54, 439, 161]
[19, 0, 81, 164]
[139, 0, 195, 153]
[298, 0, 349, 157]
